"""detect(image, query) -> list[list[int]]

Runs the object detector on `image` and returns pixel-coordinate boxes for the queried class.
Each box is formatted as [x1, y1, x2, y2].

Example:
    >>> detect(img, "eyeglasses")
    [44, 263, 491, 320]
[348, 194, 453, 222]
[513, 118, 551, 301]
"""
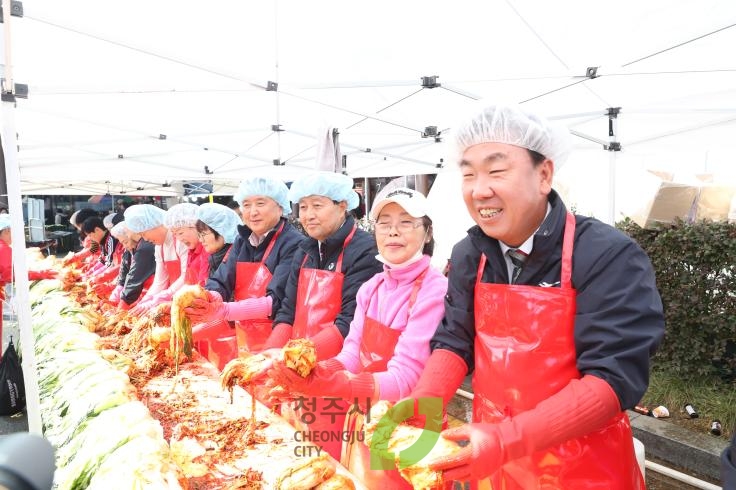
[374, 220, 424, 235]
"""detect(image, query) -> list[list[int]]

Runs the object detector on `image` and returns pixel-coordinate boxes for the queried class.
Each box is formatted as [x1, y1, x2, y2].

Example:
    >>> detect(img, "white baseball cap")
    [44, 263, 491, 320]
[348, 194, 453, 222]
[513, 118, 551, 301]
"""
[370, 187, 430, 220]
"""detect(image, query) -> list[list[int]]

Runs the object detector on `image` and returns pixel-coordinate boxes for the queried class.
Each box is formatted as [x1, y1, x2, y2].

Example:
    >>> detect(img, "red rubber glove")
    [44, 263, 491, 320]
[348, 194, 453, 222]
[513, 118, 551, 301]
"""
[309, 324, 345, 361]
[28, 269, 58, 280]
[270, 359, 374, 400]
[183, 290, 226, 323]
[260, 323, 293, 351]
[428, 375, 621, 482]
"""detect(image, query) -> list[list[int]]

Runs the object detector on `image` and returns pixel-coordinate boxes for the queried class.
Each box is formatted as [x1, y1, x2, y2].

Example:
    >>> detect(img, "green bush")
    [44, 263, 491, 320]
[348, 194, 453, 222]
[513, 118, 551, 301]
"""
[617, 218, 736, 379]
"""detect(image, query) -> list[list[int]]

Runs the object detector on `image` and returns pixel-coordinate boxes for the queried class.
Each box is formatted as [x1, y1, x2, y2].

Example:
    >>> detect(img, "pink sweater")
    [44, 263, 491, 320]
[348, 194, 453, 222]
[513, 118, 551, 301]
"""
[335, 255, 448, 402]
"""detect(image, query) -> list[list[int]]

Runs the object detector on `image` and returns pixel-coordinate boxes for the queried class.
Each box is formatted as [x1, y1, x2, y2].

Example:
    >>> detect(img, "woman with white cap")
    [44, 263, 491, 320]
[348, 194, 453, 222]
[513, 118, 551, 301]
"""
[107, 221, 155, 309]
[124, 204, 189, 315]
[258, 171, 382, 460]
[184, 178, 304, 367]
[271, 187, 447, 488]
[0, 214, 57, 351]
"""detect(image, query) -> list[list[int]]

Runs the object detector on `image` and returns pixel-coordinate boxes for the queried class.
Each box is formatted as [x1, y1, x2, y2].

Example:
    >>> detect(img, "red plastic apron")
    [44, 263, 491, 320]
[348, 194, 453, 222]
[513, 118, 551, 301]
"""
[283, 225, 356, 460]
[471, 212, 643, 490]
[184, 242, 209, 286]
[163, 237, 182, 287]
[342, 268, 428, 489]
[234, 221, 285, 355]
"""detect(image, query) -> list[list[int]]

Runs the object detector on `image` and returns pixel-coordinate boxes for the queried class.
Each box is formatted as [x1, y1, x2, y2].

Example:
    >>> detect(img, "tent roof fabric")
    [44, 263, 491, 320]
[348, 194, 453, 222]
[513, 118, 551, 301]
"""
[4, 0, 736, 220]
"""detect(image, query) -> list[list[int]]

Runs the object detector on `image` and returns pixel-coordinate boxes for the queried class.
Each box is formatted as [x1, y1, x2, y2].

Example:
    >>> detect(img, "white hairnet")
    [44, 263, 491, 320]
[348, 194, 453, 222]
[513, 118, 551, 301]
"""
[103, 213, 116, 230]
[0, 214, 11, 231]
[164, 203, 199, 229]
[69, 210, 80, 226]
[234, 177, 291, 215]
[110, 221, 129, 240]
[288, 171, 359, 211]
[124, 204, 166, 233]
[197, 203, 241, 243]
[451, 102, 572, 167]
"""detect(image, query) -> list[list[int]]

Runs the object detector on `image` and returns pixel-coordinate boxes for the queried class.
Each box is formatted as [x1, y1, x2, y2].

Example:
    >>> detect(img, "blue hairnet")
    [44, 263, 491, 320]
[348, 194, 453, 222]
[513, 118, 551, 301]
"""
[124, 204, 166, 233]
[110, 221, 130, 240]
[287, 172, 359, 211]
[233, 177, 291, 215]
[451, 102, 572, 168]
[197, 203, 241, 243]
[0, 214, 11, 231]
[164, 203, 199, 229]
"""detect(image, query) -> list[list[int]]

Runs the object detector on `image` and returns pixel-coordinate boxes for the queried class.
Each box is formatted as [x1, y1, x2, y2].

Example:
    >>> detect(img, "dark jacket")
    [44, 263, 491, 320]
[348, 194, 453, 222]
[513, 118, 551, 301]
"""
[430, 190, 665, 409]
[207, 243, 232, 280]
[206, 218, 303, 318]
[273, 216, 383, 338]
[116, 250, 131, 286]
[120, 239, 155, 305]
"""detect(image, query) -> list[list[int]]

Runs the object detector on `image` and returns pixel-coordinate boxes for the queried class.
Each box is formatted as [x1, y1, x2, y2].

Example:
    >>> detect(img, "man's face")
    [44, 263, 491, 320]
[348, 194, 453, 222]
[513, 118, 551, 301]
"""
[460, 142, 553, 247]
[172, 226, 199, 249]
[298, 196, 347, 242]
[241, 195, 282, 236]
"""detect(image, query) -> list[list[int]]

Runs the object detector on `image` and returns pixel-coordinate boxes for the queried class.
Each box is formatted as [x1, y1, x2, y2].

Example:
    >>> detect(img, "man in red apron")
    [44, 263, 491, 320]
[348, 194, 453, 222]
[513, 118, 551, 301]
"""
[271, 187, 448, 488]
[184, 181, 303, 368]
[260, 171, 383, 459]
[394, 103, 665, 488]
[123, 204, 188, 316]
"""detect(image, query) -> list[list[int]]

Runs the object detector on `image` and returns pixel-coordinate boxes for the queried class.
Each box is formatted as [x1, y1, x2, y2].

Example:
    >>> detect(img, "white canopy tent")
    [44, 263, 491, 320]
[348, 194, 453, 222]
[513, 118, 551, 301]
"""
[2, 0, 736, 432]
[3, 0, 734, 209]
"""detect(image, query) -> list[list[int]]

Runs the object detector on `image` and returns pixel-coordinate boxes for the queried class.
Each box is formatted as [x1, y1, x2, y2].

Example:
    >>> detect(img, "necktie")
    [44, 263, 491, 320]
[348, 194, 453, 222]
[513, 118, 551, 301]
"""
[319, 247, 326, 267]
[507, 248, 528, 284]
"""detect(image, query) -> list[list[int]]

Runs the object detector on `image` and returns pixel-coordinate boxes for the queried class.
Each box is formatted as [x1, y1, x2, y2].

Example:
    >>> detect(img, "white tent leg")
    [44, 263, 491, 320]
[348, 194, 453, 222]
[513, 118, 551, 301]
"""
[1, 0, 43, 434]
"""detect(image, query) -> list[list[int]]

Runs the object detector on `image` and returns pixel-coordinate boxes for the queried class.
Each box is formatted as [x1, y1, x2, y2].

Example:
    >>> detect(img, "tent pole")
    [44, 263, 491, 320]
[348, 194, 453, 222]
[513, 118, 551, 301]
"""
[0, 0, 43, 434]
[607, 108, 620, 225]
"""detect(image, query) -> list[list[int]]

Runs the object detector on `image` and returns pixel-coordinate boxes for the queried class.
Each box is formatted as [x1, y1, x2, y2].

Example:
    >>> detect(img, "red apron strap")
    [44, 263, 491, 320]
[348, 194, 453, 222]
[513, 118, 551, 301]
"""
[560, 212, 576, 289]
[260, 220, 285, 264]
[476, 253, 487, 285]
[334, 225, 357, 274]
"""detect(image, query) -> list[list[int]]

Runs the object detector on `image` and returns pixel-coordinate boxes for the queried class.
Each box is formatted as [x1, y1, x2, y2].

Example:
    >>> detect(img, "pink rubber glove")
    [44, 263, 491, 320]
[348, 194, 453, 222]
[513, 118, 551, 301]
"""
[428, 375, 621, 482]
[191, 318, 233, 343]
[224, 296, 273, 322]
[109, 284, 123, 304]
[184, 290, 226, 323]
[129, 299, 152, 317]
